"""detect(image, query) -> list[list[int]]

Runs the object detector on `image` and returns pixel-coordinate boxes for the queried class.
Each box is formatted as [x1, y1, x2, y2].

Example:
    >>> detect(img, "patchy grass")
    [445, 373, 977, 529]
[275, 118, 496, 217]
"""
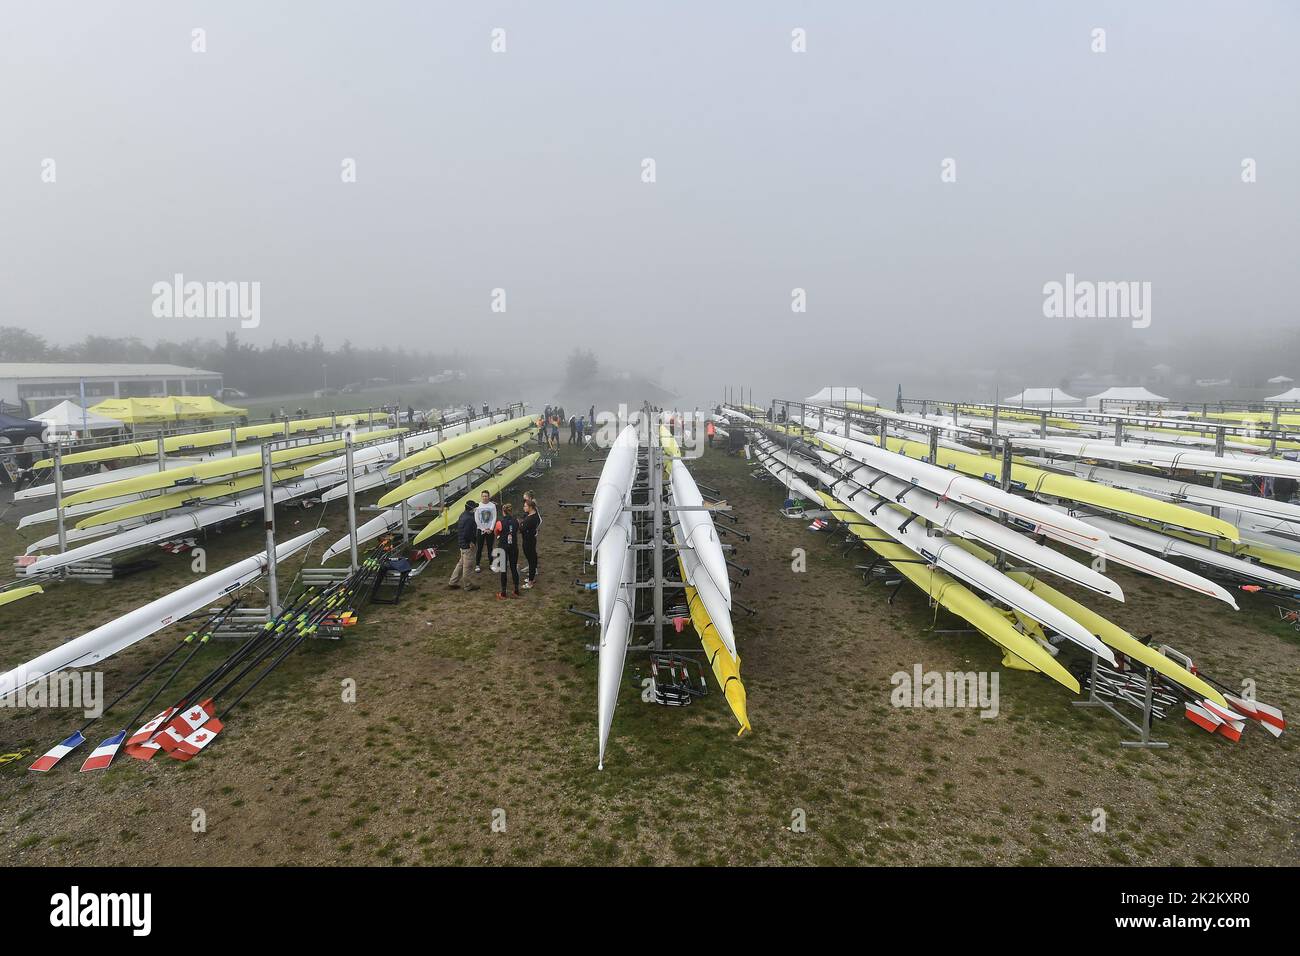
[1, 442, 1297, 865]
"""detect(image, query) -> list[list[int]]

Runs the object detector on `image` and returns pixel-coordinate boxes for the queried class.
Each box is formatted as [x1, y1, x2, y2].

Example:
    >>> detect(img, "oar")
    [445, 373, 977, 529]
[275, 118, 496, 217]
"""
[167, 613, 327, 759]
[78, 602, 242, 772]
[163, 557, 384, 758]
[29, 602, 237, 772]
[125, 584, 329, 759]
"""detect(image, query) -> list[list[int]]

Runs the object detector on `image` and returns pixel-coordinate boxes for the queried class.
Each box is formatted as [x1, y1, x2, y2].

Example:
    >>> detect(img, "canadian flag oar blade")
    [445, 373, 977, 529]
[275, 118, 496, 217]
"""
[168, 717, 225, 761]
[30, 732, 86, 772]
[79, 730, 128, 772]
[124, 707, 176, 760]
[156, 698, 216, 752]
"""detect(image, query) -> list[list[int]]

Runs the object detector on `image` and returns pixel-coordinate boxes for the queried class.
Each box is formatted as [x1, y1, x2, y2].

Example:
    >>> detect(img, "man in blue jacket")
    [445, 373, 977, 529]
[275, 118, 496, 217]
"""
[448, 500, 480, 590]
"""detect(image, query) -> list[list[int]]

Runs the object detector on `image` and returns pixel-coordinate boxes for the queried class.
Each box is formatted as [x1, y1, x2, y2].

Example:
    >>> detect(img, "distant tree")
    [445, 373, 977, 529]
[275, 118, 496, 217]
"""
[0, 327, 50, 361]
[564, 348, 599, 387]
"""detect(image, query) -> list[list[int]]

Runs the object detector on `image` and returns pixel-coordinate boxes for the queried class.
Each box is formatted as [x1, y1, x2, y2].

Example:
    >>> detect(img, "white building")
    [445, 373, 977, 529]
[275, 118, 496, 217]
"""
[0, 363, 223, 415]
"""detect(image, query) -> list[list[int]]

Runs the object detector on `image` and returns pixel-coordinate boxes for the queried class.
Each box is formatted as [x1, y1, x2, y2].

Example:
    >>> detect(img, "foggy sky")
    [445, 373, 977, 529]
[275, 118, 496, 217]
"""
[2, 1, 1297, 406]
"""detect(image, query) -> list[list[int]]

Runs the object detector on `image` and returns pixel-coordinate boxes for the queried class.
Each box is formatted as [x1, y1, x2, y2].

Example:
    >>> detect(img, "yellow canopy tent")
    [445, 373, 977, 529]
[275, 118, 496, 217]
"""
[172, 395, 247, 418]
[88, 398, 185, 425]
[88, 396, 246, 425]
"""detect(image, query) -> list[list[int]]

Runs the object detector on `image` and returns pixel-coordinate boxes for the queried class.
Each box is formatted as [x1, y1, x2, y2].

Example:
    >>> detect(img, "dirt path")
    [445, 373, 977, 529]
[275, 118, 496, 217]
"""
[2, 444, 1297, 865]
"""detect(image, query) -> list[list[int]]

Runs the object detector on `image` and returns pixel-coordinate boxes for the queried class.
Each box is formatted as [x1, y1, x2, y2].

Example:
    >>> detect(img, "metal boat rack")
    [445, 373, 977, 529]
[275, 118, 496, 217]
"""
[1072, 653, 1175, 748]
[566, 406, 753, 659]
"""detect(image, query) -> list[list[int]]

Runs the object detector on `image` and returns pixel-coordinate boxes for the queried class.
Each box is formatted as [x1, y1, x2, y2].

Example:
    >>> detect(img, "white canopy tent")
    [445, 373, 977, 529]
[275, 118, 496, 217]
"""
[30, 400, 125, 436]
[1001, 387, 1081, 408]
[1086, 386, 1169, 408]
[1265, 386, 1300, 402]
[805, 386, 876, 405]
[1267, 375, 1294, 385]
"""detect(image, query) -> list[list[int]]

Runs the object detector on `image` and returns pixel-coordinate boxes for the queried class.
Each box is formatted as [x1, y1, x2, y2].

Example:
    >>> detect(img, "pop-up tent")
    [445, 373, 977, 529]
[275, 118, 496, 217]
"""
[1002, 387, 1081, 407]
[1086, 386, 1169, 408]
[172, 395, 247, 418]
[1265, 386, 1300, 403]
[805, 386, 876, 405]
[85, 396, 235, 425]
[29, 401, 124, 435]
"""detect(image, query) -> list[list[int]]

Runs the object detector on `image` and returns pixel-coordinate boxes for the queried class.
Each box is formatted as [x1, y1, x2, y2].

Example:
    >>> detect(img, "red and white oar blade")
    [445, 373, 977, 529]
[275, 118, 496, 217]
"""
[163, 699, 216, 740]
[1211, 714, 1244, 743]
[167, 718, 225, 761]
[1225, 694, 1286, 735]
[124, 707, 177, 760]
[30, 732, 86, 772]
[126, 707, 175, 747]
[1201, 700, 1247, 724]
[79, 730, 127, 772]
[1185, 702, 1222, 734]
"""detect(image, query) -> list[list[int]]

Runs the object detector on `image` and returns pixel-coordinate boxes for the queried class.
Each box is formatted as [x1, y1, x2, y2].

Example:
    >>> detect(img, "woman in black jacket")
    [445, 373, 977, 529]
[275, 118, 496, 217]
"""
[494, 503, 522, 598]
[520, 498, 541, 588]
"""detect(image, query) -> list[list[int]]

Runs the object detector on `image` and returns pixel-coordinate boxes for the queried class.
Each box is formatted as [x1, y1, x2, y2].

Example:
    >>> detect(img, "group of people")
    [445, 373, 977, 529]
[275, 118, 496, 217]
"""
[536, 403, 597, 451]
[448, 488, 542, 598]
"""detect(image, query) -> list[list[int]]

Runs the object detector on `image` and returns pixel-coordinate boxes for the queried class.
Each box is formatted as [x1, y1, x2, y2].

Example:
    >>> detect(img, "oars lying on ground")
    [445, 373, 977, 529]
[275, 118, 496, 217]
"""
[29, 603, 240, 772]
[123, 580, 334, 760]
[130, 555, 382, 761]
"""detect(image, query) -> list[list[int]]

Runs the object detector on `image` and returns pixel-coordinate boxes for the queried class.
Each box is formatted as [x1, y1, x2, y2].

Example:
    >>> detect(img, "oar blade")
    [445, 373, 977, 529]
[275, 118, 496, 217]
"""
[167, 717, 225, 761]
[156, 698, 216, 752]
[79, 730, 127, 772]
[30, 732, 86, 772]
[124, 707, 176, 760]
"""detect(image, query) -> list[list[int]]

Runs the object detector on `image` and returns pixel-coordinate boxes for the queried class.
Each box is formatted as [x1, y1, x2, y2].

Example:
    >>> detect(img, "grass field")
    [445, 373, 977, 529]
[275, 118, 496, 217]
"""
[2, 443, 1297, 865]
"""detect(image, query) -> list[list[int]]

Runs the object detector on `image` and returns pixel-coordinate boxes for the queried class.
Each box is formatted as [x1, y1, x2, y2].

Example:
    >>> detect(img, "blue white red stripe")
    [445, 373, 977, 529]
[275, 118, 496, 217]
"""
[30, 732, 85, 772]
[79, 731, 127, 772]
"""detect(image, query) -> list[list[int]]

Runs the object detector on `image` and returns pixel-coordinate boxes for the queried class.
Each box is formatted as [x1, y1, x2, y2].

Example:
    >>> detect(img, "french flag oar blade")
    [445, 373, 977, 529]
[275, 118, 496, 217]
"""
[167, 718, 225, 761]
[30, 732, 86, 772]
[124, 707, 176, 760]
[79, 731, 127, 772]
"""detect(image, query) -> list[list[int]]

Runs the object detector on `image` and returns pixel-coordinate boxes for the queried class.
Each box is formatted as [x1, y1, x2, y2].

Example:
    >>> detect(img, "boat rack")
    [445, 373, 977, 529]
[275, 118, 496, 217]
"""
[1072, 654, 1173, 749]
[574, 407, 743, 658]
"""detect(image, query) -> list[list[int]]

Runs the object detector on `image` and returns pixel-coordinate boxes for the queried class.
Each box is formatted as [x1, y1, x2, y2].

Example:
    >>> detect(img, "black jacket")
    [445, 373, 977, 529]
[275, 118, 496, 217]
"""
[496, 515, 520, 552]
[456, 510, 478, 548]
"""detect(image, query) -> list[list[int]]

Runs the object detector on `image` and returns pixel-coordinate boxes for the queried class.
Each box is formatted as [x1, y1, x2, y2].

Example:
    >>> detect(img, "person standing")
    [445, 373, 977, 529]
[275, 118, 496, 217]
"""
[448, 500, 480, 590]
[474, 490, 497, 571]
[568, 415, 577, 444]
[520, 498, 541, 588]
[495, 502, 521, 598]
[706, 419, 716, 446]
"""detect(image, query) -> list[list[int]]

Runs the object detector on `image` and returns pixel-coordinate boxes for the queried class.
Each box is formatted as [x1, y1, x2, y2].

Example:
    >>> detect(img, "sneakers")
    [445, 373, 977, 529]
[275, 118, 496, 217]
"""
[475, 566, 482, 572]
[521, 581, 533, 590]
[496, 591, 506, 600]
[463, 583, 480, 592]
[447, 583, 461, 590]
[512, 590, 520, 598]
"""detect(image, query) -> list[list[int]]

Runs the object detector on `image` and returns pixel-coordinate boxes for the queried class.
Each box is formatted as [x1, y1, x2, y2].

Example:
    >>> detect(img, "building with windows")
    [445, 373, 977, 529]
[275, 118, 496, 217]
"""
[0, 363, 223, 415]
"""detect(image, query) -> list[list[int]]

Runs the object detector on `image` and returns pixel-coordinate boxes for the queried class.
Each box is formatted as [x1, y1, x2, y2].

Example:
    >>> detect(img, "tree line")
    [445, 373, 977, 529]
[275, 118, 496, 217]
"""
[0, 328, 451, 397]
